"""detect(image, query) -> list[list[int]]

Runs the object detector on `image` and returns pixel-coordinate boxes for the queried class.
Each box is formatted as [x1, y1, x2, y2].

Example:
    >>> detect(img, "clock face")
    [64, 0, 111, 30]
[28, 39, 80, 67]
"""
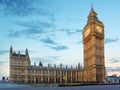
[84, 28, 90, 37]
[96, 26, 102, 33]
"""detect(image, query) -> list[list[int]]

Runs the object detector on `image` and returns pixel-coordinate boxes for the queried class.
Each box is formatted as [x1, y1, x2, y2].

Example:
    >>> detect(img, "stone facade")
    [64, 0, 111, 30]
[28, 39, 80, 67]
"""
[9, 6, 105, 84]
[9, 47, 83, 84]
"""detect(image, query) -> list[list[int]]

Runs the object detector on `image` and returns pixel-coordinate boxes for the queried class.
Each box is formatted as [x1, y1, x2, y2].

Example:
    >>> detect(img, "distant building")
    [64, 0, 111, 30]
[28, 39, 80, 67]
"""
[106, 76, 120, 83]
[9, 6, 105, 84]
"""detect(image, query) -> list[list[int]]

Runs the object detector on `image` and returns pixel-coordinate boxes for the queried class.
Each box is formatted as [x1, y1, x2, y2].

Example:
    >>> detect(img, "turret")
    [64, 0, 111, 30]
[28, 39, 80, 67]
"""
[18, 51, 20, 57]
[10, 46, 13, 56]
[78, 63, 80, 70]
[25, 48, 29, 58]
[34, 62, 36, 67]
[66, 65, 67, 69]
[60, 63, 62, 69]
[39, 61, 43, 67]
[54, 64, 56, 69]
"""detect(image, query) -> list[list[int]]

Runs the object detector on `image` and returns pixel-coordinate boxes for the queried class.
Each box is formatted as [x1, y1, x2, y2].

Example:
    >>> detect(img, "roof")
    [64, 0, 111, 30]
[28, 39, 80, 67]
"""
[12, 53, 26, 57]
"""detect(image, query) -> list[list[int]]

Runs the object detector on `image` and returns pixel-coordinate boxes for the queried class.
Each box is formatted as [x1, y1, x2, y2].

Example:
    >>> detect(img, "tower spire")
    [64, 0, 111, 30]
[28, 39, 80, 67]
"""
[87, 4, 98, 22]
[10, 46, 13, 56]
[91, 4, 94, 12]
[25, 48, 29, 58]
[39, 61, 43, 67]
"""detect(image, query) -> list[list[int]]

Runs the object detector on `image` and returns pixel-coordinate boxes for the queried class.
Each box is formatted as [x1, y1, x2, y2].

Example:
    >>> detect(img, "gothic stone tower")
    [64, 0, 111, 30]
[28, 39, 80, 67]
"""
[9, 46, 30, 83]
[83, 6, 105, 83]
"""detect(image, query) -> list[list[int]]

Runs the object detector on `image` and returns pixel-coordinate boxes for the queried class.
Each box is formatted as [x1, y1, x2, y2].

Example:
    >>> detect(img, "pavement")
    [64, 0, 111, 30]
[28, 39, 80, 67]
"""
[0, 82, 120, 90]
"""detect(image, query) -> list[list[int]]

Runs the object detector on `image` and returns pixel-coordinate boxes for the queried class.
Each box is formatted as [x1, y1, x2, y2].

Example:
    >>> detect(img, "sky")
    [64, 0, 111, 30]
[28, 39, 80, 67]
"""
[0, 0, 120, 79]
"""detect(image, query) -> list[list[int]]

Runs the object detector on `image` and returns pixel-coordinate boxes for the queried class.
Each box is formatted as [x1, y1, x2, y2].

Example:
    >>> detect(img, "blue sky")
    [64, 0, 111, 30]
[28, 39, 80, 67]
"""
[0, 0, 120, 79]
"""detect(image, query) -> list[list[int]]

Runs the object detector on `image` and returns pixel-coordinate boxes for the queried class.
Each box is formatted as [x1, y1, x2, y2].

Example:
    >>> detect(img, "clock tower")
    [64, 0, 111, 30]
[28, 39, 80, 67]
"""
[83, 5, 105, 83]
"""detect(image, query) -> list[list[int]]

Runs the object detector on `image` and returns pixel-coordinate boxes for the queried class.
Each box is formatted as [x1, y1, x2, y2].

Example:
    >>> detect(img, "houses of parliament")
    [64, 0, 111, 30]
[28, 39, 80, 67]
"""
[9, 6, 105, 84]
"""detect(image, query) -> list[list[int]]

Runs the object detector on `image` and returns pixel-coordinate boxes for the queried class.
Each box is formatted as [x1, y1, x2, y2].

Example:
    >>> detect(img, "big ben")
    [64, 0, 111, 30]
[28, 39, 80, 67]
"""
[83, 6, 105, 83]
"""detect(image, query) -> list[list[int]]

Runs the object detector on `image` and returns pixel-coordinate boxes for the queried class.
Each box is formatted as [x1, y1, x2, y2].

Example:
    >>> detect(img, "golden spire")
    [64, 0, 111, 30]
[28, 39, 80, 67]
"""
[87, 4, 97, 21]
[90, 4, 94, 12]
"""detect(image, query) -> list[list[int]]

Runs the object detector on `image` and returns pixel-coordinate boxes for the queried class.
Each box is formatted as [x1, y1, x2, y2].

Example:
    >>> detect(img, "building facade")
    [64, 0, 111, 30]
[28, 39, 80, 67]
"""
[10, 6, 105, 84]
[9, 47, 83, 84]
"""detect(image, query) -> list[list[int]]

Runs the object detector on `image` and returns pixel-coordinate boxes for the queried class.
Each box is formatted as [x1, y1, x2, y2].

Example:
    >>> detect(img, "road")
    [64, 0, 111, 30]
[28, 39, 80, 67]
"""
[0, 85, 120, 90]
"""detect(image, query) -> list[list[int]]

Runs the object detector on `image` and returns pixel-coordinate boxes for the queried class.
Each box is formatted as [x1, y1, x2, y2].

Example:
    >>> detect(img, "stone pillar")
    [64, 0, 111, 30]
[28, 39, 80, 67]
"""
[66, 65, 68, 83]
[60, 63, 62, 83]
[41, 69, 43, 83]
[25, 67, 28, 84]
[48, 64, 50, 83]
[92, 36, 97, 83]
[54, 64, 56, 83]
[71, 66, 73, 83]
[34, 63, 36, 84]
[78, 63, 80, 70]
[30, 70, 32, 84]
[37, 69, 40, 83]
[75, 66, 78, 82]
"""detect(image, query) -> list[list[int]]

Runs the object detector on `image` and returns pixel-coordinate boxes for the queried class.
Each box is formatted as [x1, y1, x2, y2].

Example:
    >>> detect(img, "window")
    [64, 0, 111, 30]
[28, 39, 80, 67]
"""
[57, 71, 60, 76]
[14, 70, 17, 74]
[14, 60, 17, 65]
[21, 69, 24, 74]
[21, 78, 24, 83]
[50, 71, 54, 76]
[28, 70, 30, 74]
[32, 70, 34, 74]
[14, 78, 17, 82]
[44, 71, 48, 75]
[21, 61, 24, 66]
[37, 70, 39, 74]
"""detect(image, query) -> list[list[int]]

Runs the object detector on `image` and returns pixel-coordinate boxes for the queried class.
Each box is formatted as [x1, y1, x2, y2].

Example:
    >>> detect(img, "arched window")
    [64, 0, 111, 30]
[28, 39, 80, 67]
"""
[14, 70, 17, 74]
[21, 61, 24, 66]
[21, 69, 24, 75]
[14, 60, 17, 66]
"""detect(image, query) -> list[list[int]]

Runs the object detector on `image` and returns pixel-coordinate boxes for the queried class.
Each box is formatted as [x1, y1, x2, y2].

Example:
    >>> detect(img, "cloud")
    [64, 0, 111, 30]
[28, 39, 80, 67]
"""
[7, 21, 84, 51]
[40, 37, 57, 45]
[31, 56, 61, 65]
[7, 23, 83, 40]
[7, 21, 56, 39]
[0, 61, 5, 64]
[7, 30, 21, 38]
[15, 21, 55, 29]
[0, 0, 53, 16]
[108, 57, 120, 63]
[0, 61, 8, 65]
[0, 50, 9, 55]
[106, 67, 120, 72]
[7, 21, 71, 50]
[7, 29, 57, 46]
[7, 29, 44, 38]
[111, 60, 120, 63]
[59, 28, 82, 35]
[47, 45, 68, 51]
[76, 41, 82, 45]
[105, 38, 119, 44]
